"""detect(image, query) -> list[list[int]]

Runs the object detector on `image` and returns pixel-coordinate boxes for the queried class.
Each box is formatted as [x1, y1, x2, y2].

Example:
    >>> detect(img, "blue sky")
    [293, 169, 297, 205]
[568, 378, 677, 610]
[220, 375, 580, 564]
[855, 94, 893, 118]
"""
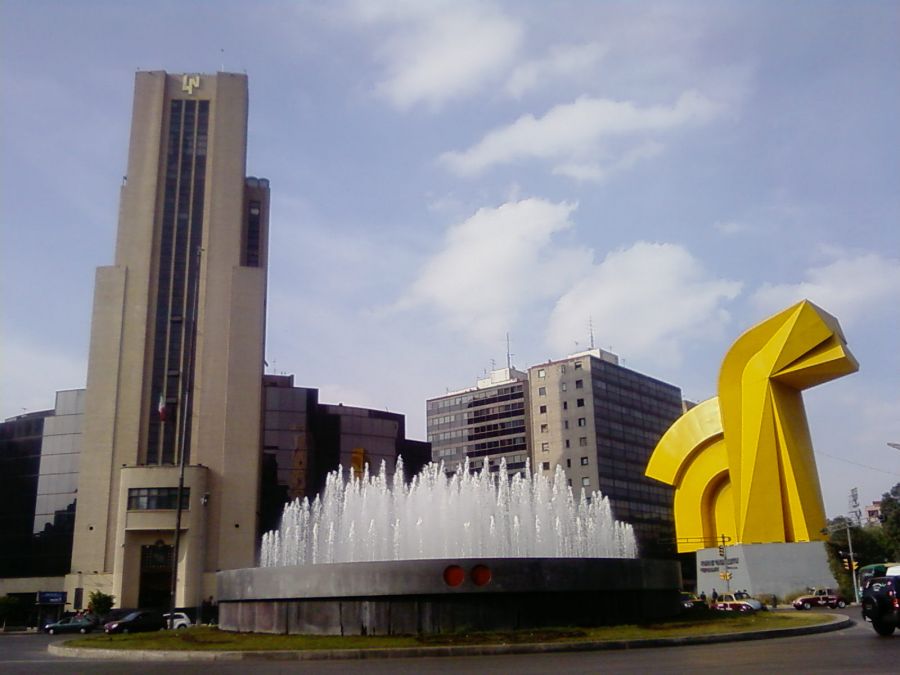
[2, 1, 898, 518]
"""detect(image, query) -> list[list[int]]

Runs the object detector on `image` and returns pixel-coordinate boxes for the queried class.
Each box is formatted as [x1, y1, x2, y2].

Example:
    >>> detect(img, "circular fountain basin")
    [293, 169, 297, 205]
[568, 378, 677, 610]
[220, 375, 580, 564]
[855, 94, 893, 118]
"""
[217, 557, 681, 635]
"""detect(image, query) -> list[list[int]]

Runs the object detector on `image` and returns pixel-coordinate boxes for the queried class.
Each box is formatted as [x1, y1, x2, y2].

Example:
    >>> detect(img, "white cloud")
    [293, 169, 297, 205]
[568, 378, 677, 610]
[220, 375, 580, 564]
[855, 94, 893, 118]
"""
[355, 1, 522, 110]
[552, 140, 664, 183]
[713, 220, 748, 235]
[504, 42, 608, 99]
[439, 90, 721, 178]
[752, 253, 900, 323]
[399, 198, 591, 343]
[546, 242, 742, 365]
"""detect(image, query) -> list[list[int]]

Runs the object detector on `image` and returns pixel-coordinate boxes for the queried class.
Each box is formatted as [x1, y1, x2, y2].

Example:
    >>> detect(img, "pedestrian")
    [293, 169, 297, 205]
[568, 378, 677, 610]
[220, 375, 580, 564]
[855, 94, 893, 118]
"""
[700, 591, 707, 602]
[712, 588, 719, 603]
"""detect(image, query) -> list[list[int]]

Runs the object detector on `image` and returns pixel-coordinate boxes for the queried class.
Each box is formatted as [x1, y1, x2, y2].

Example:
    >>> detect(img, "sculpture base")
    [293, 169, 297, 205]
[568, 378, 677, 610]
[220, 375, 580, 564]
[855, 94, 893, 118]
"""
[217, 557, 681, 635]
[696, 542, 837, 602]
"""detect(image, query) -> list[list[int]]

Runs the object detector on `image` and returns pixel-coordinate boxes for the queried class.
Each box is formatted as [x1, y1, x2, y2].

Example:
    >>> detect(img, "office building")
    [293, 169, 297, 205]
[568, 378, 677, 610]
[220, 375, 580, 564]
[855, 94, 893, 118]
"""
[65, 71, 269, 610]
[260, 375, 430, 534]
[529, 349, 682, 557]
[426, 368, 530, 476]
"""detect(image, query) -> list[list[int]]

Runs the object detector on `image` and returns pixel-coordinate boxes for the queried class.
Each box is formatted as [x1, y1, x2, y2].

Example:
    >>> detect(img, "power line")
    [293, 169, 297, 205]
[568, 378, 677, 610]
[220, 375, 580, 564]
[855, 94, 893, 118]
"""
[815, 449, 900, 477]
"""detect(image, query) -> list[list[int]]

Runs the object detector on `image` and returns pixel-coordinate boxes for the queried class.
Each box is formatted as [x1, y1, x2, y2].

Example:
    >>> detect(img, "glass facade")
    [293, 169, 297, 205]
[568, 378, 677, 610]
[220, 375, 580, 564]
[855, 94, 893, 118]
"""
[146, 98, 209, 465]
[426, 370, 530, 475]
[589, 359, 681, 558]
[0, 412, 49, 577]
[31, 390, 84, 575]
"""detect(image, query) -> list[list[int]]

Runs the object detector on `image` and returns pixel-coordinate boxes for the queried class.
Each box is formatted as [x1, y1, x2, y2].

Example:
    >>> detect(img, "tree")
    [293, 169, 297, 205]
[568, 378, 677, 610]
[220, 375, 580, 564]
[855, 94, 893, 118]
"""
[823, 517, 892, 600]
[88, 590, 115, 619]
[879, 482, 900, 560]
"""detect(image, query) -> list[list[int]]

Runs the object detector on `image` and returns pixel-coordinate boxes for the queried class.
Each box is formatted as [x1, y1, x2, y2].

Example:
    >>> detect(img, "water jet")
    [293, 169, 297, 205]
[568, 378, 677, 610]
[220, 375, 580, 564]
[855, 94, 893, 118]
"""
[218, 460, 680, 634]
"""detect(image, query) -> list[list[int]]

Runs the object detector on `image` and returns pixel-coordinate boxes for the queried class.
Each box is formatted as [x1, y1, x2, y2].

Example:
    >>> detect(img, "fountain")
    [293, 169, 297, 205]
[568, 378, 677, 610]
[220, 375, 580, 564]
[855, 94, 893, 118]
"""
[217, 459, 681, 635]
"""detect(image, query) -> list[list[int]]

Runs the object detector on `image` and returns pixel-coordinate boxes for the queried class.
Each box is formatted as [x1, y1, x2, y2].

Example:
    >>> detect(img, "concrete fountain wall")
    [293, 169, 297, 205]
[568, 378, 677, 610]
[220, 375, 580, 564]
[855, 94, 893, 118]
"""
[217, 557, 681, 635]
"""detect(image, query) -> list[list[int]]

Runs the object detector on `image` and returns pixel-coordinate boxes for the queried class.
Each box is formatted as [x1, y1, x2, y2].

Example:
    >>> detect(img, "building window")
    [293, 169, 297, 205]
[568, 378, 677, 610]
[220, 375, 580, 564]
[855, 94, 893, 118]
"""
[575, 379, 583, 389]
[540, 423, 548, 433]
[539, 405, 547, 414]
[541, 462, 550, 470]
[577, 417, 586, 427]
[563, 401, 568, 410]
[541, 442, 550, 452]
[538, 368, 546, 378]
[564, 420, 569, 429]
[127, 487, 189, 510]
[581, 477, 590, 487]
[576, 398, 585, 407]
[580, 457, 589, 466]
[538, 387, 546, 396]
[579, 437, 588, 447]
[560, 365, 566, 373]
[561, 383, 567, 392]
[565, 439, 570, 448]
[568, 479, 573, 486]
[566, 458, 571, 467]
[574, 361, 582, 370]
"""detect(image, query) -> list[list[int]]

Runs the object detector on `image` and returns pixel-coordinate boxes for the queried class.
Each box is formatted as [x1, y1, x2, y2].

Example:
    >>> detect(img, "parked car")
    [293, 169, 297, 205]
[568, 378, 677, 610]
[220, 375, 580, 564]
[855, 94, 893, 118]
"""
[732, 591, 765, 610]
[680, 592, 708, 612]
[792, 587, 847, 610]
[104, 610, 166, 634]
[861, 575, 899, 637]
[43, 616, 96, 635]
[163, 611, 192, 629]
[714, 593, 758, 613]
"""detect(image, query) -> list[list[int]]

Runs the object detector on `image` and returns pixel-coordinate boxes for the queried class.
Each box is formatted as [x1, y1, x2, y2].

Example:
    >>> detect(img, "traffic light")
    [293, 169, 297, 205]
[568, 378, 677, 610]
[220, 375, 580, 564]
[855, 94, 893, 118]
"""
[718, 544, 725, 557]
[852, 560, 859, 570]
[842, 558, 850, 570]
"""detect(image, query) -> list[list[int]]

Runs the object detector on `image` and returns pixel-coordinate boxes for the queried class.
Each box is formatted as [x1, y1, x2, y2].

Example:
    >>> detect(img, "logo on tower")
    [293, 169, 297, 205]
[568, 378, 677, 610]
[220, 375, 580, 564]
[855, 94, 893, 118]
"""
[182, 74, 201, 95]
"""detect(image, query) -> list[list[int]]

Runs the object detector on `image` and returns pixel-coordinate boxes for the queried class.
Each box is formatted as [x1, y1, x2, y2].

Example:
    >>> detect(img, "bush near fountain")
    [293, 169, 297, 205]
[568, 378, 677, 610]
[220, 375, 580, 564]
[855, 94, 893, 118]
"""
[218, 460, 681, 635]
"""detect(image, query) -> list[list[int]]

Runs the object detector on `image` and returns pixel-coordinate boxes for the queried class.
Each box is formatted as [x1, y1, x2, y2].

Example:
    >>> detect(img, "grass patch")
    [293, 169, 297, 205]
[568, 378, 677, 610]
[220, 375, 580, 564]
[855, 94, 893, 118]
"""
[65, 612, 833, 652]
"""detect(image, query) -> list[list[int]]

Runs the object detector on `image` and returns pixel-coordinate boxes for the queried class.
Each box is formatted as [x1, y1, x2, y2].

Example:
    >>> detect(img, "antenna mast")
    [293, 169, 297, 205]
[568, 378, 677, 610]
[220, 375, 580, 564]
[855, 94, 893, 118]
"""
[589, 316, 595, 350]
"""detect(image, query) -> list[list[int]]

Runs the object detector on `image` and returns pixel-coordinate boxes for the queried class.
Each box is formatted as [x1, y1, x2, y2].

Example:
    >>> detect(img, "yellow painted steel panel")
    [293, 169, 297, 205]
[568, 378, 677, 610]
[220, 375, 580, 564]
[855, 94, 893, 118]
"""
[645, 300, 858, 552]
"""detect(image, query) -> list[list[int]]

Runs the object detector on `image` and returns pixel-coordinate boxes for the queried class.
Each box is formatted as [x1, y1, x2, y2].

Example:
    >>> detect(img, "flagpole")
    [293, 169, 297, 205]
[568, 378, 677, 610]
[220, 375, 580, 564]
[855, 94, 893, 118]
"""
[169, 246, 201, 629]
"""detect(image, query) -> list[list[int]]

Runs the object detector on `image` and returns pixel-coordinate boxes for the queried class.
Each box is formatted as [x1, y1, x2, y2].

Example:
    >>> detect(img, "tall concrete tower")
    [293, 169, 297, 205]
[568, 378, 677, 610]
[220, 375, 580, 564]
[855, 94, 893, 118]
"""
[66, 71, 269, 610]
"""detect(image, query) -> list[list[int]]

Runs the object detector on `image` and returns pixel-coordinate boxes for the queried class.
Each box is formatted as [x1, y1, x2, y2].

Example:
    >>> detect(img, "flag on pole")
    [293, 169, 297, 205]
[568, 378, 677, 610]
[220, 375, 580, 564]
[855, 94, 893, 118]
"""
[158, 393, 167, 422]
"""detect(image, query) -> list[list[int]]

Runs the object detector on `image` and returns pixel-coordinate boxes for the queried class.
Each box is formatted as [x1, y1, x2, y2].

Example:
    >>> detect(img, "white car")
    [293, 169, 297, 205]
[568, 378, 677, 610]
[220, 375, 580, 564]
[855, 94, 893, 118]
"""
[162, 612, 192, 629]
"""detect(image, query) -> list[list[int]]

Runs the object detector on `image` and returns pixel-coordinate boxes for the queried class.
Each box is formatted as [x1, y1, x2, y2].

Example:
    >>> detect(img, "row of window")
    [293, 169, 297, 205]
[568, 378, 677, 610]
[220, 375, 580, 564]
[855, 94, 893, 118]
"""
[535, 361, 584, 379]
[127, 487, 190, 511]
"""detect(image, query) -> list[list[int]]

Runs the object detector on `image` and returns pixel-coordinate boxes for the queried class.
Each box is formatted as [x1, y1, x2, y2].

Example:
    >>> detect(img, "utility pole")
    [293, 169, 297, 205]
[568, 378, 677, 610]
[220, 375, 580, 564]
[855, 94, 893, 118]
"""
[845, 520, 859, 603]
[169, 247, 201, 629]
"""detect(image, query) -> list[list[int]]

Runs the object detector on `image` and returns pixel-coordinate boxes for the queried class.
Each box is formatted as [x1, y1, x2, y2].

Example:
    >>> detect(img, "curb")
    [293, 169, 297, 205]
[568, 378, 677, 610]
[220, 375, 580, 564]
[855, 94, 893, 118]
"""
[48, 614, 852, 662]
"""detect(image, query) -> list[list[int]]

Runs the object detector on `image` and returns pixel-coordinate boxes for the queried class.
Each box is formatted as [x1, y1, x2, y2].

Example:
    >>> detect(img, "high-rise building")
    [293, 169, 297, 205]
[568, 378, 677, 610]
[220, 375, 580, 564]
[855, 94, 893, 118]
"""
[426, 368, 530, 476]
[65, 71, 269, 610]
[528, 349, 682, 557]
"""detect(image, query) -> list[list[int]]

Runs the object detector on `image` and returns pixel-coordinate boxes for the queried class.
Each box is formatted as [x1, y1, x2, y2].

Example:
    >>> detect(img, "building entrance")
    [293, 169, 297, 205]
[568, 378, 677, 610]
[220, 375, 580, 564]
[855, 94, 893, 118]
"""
[138, 540, 172, 609]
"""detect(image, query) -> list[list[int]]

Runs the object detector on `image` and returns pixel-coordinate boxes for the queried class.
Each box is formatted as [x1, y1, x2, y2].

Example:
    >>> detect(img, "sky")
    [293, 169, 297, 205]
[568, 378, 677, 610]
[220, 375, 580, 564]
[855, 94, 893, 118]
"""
[2, 1, 898, 519]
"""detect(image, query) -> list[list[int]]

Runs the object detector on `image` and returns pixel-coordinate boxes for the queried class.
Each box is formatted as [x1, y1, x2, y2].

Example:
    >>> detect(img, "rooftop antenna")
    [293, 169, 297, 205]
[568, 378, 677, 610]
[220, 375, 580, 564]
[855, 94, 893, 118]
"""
[220, 48, 225, 72]
[506, 332, 513, 369]
[490, 358, 496, 371]
[589, 317, 595, 349]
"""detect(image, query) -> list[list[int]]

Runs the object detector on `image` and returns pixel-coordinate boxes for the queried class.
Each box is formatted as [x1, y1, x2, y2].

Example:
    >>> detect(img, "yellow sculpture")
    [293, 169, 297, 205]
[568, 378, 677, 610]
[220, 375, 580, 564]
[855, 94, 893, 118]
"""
[646, 300, 858, 553]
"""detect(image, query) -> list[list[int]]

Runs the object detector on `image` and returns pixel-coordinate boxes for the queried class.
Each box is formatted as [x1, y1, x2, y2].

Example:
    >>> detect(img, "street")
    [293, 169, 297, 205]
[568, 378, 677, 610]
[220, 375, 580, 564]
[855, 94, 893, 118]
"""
[0, 608, 895, 675]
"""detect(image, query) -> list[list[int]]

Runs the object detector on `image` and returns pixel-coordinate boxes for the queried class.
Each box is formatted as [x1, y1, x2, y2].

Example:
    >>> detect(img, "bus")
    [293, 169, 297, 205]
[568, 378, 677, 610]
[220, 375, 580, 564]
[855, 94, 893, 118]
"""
[858, 562, 900, 591]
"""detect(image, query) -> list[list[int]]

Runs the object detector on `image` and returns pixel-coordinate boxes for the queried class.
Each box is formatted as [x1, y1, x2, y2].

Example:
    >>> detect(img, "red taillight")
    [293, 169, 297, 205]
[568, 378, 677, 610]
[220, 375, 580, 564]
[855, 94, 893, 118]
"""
[471, 564, 492, 587]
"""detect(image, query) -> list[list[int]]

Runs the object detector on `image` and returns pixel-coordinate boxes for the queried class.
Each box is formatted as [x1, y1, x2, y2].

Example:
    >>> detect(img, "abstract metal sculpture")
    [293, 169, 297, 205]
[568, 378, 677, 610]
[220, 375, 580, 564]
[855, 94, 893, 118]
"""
[646, 300, 858, 553]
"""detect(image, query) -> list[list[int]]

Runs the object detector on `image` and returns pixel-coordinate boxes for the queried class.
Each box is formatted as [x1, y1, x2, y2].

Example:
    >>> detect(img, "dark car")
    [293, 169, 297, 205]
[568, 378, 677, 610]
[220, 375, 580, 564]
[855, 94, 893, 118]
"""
[680, 592, 708, 612]
[104, 610, 166, 634]
[861, 575, 899, 637]
[43, 616, 96, 635]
